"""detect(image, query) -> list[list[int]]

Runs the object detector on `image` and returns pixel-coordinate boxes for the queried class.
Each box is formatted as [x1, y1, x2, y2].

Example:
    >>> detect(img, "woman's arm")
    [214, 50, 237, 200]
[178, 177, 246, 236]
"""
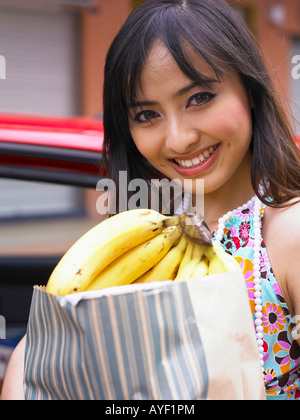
[264, 200, 300, 326]
[284, 203, 300, 341]
[1, 335, 26, 400]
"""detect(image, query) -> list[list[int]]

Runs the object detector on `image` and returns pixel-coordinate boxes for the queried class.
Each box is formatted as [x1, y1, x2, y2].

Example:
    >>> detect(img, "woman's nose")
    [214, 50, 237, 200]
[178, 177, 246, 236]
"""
[165, 116, 200, 154]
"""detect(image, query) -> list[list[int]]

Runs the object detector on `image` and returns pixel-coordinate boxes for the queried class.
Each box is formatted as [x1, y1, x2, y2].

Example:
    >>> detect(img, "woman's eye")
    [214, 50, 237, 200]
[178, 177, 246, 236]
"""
[188, 92, 215, 107]
[134, 110, 159, 123]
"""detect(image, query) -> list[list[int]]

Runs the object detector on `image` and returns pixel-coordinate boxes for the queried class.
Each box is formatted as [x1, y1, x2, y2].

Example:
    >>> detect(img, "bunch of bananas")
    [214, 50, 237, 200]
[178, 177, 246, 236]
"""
[46, 209, 241, 296]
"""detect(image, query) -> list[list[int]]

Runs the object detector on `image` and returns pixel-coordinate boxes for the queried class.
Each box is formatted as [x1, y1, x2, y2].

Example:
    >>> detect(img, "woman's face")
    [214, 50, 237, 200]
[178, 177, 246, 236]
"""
[128, 40, 253, 195]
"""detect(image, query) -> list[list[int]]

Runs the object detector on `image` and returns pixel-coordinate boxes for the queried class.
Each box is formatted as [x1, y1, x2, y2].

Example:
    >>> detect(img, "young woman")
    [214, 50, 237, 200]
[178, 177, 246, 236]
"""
[101, 0, 300, 399]
[2, 0, 300, 400]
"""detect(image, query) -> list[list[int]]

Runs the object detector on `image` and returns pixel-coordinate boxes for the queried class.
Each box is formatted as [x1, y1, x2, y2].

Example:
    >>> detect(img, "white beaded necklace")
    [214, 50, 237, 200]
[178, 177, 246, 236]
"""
[214, 195, 265, 375]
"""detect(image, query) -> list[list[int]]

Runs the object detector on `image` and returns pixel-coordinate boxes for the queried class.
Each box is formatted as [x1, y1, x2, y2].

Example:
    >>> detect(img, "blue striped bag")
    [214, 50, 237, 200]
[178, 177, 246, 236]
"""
[24, 273, 265, 400]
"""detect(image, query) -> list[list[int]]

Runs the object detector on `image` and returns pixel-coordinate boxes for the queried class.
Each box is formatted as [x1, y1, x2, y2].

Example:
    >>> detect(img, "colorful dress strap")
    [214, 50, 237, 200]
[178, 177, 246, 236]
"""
[213, 201, 300, 400]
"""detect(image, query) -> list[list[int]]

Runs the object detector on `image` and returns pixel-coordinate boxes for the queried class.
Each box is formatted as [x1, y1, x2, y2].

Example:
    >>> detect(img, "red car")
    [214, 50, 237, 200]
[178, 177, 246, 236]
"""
[0, 114, 105, 383]
[0, 113, 105, 187]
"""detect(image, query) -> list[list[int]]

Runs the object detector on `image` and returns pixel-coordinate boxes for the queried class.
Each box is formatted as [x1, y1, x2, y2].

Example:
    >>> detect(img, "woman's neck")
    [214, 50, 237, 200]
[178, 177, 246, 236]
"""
[202, 183, 255, 232]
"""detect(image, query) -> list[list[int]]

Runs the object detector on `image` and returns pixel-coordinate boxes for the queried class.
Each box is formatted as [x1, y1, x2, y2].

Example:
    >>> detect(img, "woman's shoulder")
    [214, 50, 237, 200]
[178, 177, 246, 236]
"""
[263, 198, 300, 317]
[263, 198, 300, 264]
[1, 335, 26, 400]
[264, 198, 300, 244]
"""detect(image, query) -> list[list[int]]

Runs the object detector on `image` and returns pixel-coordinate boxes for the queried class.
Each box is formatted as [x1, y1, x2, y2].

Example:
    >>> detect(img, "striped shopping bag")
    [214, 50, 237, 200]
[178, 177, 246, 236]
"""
[24, 274, 265, 400]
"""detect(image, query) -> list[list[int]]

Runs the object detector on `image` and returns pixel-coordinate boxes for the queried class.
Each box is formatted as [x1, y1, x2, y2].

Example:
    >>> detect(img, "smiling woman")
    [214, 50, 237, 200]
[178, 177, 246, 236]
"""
[127, 40, 253, 195]
[2, 0, 300, 401]
[102, 0, 300, 215]
[100, 0, 300, 400]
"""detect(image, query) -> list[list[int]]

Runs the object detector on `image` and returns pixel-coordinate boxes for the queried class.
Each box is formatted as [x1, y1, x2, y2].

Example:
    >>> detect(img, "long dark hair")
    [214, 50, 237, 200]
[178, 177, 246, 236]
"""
[102, 0, 300, 211]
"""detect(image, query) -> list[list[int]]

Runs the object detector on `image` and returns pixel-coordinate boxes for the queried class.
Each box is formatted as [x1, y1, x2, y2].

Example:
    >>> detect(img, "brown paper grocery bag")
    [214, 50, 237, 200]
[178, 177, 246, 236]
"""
[185, 272, 265, 399]
[24, 271, 265, 400]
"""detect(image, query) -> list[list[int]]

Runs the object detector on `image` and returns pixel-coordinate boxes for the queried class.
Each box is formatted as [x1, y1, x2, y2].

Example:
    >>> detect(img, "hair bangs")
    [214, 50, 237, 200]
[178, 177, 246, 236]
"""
[123, 4, 228, 112]
[157, 6, 226, 85]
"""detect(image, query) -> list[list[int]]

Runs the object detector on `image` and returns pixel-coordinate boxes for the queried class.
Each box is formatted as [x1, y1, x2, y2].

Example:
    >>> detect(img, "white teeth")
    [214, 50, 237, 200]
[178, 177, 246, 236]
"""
[174, 145, 217, 168]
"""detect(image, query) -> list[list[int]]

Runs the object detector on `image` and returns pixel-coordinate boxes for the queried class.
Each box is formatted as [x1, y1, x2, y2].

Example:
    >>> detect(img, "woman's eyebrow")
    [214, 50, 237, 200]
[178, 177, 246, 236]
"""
[128, 99, 158, 110]
[174, 79, 219, 97]
[128, 79, 219, 109]
[174, 81, 200, 98]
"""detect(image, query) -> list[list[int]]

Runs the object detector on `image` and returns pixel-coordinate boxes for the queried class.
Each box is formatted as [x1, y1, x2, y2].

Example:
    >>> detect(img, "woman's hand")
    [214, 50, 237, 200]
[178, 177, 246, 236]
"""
[1, 335, 26, 400]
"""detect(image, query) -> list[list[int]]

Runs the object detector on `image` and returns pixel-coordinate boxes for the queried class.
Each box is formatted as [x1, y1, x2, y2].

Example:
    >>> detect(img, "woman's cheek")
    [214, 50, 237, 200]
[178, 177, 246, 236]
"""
[135, 141, 154, 161]
[208, 92, 252, 139]
[133, 132, 162, 162]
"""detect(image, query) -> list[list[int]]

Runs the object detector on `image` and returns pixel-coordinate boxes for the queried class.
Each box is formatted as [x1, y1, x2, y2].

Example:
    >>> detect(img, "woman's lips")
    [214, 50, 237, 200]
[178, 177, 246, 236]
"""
[169, 143, 221, 176]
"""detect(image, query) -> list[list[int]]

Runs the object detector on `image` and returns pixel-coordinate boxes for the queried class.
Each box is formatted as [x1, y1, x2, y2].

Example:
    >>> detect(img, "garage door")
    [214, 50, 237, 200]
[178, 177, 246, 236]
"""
[0, 4, 82, 218]
[0, 5, 80, 115]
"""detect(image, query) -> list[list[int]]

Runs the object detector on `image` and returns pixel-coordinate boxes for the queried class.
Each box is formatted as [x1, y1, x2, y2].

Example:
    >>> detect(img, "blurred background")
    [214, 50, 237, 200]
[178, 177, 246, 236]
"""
[0, 0, 300, 389]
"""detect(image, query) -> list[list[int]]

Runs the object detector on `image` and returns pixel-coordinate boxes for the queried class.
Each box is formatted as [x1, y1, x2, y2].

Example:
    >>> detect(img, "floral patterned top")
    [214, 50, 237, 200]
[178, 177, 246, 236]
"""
[212, 200, 300, 400]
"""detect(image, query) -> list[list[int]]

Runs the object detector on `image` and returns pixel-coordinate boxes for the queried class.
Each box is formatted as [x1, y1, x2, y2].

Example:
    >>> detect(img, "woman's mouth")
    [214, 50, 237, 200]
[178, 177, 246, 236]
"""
[170, 144, 220, 175]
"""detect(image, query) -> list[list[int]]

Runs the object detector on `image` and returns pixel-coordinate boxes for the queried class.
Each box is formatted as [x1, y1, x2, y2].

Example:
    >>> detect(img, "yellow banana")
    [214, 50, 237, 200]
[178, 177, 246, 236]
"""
[207, 254, 227, 275]
[192, 255, 209, 278]
[86, 225, 182, 291]
[175, 239, 193, 279]
[174, 241, 204, 283]
[46, 209, 178, 296]
[134, 234, 187, 284]
[174, 256, 197, 282]
[206, 241, 241, 275]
